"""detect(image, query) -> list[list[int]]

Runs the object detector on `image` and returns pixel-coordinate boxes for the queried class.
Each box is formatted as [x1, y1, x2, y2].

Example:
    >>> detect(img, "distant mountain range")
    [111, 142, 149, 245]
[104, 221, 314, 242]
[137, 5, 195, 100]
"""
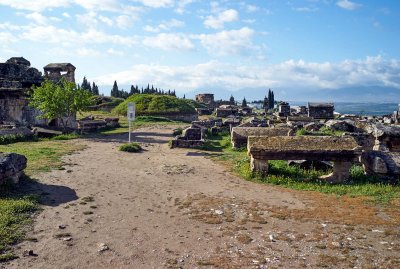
[109, 84, 400, 103]
[184, 86, 400, 103]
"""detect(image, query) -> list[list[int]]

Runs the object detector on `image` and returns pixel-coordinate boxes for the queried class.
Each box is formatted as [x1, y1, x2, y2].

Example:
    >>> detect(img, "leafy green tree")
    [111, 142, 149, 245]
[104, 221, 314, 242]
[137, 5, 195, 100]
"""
[30, 79, 94, 131]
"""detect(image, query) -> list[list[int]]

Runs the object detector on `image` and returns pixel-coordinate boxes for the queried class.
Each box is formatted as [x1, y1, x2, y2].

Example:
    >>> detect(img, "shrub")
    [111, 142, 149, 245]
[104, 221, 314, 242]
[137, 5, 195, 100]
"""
[173, 128, 183, 136]
[119, 143, 142, 153]
[112, 94, 199, 116]
[0, 134, 38, 145]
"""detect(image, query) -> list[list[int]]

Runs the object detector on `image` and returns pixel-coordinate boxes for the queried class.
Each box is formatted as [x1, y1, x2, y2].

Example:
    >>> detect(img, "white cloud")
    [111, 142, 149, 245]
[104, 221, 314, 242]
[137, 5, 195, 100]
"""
[195, 27, 255, 56]
[246, 5, 259, 13]
[0, 0, 69, 11]
[25, 12, 49, 24]
[294, 7, 319, 12]
[62, 12, 71, 18]
[336, 0, 361, 10]
[99, 15, 113, 26]
[142, 33, 194, 51]
[116, 15, 134, 29]
[94, 56, 400, 94]
[175, 0, 194, 14]
[132, 0, 174, 8]
[77, 47, 100, 57]
[0, 31, 18, 44]
[0, 22, 22, 31]
[20, 25, 137, 46]
[0, 0, 142, 15]
[143, 25, 160, 33]
[144, 18, 184, 32]
[107, 48, 124, 56]
[76, 11, 98, 28]
[204, 9, 239, 29]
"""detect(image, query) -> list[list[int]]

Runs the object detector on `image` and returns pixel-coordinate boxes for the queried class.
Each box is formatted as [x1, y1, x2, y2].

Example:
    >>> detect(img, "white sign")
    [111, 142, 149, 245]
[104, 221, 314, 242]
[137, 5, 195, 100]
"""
[127, 102, 135, 122]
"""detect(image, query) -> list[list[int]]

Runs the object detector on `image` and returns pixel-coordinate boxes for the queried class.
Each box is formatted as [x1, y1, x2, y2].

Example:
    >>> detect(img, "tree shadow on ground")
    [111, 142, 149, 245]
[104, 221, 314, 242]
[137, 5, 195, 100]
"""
[1, 176, 78, 206]
[85, 132, 172, 144]
[186, 151, 224, 157]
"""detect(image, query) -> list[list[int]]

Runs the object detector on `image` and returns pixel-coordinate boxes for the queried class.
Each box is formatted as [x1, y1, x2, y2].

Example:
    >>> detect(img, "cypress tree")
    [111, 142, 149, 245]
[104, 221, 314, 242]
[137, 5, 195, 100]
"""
[242, 97, 247, 107]
[111, 80, 119, 97]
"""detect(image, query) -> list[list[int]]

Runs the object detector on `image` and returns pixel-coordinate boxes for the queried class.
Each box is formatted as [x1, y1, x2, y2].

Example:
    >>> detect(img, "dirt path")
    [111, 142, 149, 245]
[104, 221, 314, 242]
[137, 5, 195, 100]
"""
[5, 126, 400, 269]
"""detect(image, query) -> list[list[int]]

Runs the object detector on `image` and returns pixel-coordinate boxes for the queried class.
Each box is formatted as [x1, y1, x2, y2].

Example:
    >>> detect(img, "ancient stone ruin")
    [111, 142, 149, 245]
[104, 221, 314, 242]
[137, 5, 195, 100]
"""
[0, 57, 44, 126]
[307, 102, 334, 119]
[231, 127, 294, 149]
[195, 93, 215, 109]
[248, 136, 361, 183]
[170, 126, 205, 148]
[44, 63, 76, 83]
[0, 57, 78, 130]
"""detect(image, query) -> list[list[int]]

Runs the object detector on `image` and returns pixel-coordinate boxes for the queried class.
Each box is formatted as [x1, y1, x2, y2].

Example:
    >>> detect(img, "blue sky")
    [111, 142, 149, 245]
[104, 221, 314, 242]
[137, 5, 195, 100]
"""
[1, 0, 399, 101]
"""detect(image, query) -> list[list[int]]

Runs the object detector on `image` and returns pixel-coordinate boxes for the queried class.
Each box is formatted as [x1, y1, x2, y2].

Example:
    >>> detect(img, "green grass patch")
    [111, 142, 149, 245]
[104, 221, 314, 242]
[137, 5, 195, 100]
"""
[0, 138, 85, 260]
[0, 140, 85, 175]
[296, 126, 345, 136]
[51, 134, 80, 140]
[119, 143, 142, 153]
[203, 133, 400, 203]
[0, 192, 39, 261]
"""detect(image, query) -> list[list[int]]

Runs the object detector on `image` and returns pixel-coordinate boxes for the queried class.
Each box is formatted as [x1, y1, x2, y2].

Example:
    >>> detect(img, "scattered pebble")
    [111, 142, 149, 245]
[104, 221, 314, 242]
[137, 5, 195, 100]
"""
[98, 243, 109, 252]
[63, 237, 72, 241]
[269, 235, 276, 242]
[23, 250, 36, 257]
[58, 224, 66, 229]
[215, 209, 224, 215]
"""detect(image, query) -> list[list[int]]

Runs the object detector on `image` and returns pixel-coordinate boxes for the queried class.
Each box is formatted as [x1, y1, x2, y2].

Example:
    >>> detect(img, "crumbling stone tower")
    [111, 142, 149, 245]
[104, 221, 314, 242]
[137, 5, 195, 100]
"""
[43, 63, 76, 83]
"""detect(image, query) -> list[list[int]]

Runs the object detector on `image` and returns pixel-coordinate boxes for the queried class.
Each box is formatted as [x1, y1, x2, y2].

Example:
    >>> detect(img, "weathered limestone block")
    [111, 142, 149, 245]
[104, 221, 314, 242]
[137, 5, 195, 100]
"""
[320, 161, 353, 183]
[0, 152, 27, 184]
[304, 122, 324, 132]
[361, 151, 400, 176]
[181, 127, 202, 140]
[325, 119, 357, 132]
[363, 123, 400, 152]
[250, 156, 269, 175]
[248, 136, 361, 183]
[344, 133, 375, 151]
[231, 127, 293, 149]
[169, 139, 204, 149]
[104, 117, 120, 128]
[0, 126, 34, 137]
[78, 120, 107, 133]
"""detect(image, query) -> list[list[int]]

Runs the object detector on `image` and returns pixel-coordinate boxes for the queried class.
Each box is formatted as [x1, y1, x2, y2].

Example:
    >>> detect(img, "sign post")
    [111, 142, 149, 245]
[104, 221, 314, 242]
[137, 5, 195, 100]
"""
[127, 102, 135, 143]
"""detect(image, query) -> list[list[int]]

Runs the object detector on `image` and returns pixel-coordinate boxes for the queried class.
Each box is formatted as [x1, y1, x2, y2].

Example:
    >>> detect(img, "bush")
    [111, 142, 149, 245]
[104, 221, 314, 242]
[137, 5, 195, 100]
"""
[0, 134, 37, 145]
[173, 128, 183, 136]
[119, 143, 142, 153]
[112, 94, 199, 116]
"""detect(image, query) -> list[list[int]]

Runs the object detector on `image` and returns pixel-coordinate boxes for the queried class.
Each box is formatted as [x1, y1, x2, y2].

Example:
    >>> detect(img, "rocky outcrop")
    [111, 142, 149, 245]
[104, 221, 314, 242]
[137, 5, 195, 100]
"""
[0, 152, 27, 184]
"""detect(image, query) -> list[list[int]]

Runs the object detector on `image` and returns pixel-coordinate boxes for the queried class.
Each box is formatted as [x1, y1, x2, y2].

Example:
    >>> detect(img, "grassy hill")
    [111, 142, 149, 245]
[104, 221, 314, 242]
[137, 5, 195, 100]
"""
[112, 94, 203, 115]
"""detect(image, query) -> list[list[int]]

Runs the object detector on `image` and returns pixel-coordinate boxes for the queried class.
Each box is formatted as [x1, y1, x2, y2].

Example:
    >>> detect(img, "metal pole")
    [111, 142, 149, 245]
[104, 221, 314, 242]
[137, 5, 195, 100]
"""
[129, 119, 131, 143]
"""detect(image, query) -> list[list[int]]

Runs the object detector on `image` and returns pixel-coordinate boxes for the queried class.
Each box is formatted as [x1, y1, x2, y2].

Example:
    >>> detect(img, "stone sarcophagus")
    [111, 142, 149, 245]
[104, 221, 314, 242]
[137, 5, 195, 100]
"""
[231, 127, 294, 149]
[247, 136, 361, 183]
